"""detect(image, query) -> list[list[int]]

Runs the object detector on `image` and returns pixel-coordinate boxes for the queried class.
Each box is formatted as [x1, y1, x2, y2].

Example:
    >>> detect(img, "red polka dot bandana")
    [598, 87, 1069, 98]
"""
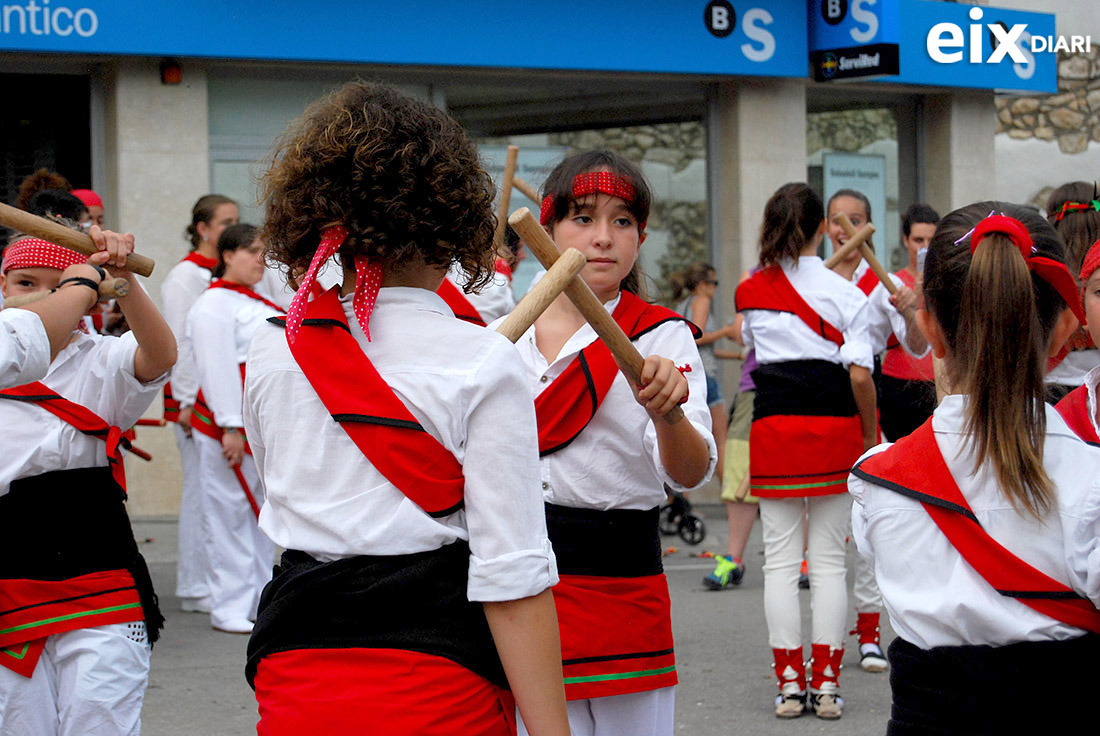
[285, 225, 384, 343]
[539, 171, 647, 237]
[2, 237, 85, 274]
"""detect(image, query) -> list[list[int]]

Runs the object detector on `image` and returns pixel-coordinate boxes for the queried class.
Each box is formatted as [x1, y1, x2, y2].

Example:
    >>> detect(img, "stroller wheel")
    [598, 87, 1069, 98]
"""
[679, 514, 706, 545]
[659, 504, 680, 536]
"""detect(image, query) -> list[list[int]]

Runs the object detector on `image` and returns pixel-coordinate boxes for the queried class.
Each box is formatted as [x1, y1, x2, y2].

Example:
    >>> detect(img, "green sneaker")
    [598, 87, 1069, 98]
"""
[703, 555, 744, 589]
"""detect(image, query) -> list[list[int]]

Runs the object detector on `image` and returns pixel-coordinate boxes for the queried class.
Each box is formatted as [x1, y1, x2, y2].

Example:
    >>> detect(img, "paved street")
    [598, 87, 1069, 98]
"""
[134, 504, 893, 735]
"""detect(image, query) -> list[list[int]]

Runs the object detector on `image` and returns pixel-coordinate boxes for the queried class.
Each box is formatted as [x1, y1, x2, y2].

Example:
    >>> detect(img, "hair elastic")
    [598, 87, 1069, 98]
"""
[284, 225, 383, 343]
[968, 214, 1086, 325]
[539, 171, 647, 237]
[1052, 200, 1100, 222]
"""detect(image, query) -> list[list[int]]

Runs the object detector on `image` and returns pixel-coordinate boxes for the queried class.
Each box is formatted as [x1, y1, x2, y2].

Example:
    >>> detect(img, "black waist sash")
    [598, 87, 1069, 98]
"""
[887, 634, 1100, 734]
[0, 467, 163, 643]
[545, 503, 662, 577]
[245, 541, 505, 689]
[751, 359, 856, 421]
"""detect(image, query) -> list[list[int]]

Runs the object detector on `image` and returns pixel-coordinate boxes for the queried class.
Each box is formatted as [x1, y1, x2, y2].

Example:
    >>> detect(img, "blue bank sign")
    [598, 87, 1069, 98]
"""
[809, 0, 1057, 93]
[0, 0, 808, 77]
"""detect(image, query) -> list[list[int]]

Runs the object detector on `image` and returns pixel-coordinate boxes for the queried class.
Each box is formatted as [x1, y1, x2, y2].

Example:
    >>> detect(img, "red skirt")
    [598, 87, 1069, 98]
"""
[554, 573, 677, 701]
[749, 413, 865, 497]
[255, 647, 516, 736]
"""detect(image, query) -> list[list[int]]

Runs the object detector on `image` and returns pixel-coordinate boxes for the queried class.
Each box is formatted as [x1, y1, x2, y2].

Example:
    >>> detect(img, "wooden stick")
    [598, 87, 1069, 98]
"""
[492, 145, 519, 256]
[496, 249, 587, 343]
[823, 223, 876, 269]
[0, 202, 155, 277]
[3, 277, 130, 309]
[512, 176, 540, 202]
[135, 418, 167, 427]
[128, 445, 153, 462]
[509, 207, 685, 425]
[832, 212, 896, 295]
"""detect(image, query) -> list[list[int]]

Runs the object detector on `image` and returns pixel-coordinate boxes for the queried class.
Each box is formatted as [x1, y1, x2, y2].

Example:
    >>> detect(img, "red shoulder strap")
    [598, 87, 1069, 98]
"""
[283, 288, 465, 517]
[182, 252, 217, 270]
[856, 268, 879, 296]
[1055, 386, 1100, 445]
[735, 266, 845, 348]
[534, 292, 697, 456]
[0, 382, 129, 492]
[436, 278, 486, 327]
[854, 421, 1100, 633]
[208, 279, 285, 313]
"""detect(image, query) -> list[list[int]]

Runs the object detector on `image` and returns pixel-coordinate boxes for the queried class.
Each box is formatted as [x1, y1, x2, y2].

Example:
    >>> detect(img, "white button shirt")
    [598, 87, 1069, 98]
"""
[0, 331, 167, 496]
[187, 287, 281, 430]
[160, 259, 212, 407]
[864, 275, 930, 358]
[741, 256, 874, 371]
[243, 287, 557, 603]
[1079, 363, 1100, 439]
[849, 394, 1100, 649]
[0, 309, 50, 389]
[501, 293, 717, 511]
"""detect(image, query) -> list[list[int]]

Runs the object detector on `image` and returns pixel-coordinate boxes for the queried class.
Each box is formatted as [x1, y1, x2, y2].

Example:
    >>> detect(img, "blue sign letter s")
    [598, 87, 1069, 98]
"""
[850, 0, 878, 43]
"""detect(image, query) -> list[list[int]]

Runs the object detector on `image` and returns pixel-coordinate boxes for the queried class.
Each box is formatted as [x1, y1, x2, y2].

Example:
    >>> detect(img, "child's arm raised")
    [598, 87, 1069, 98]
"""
[483, 591, 570, 736]
[88, 227, 177, 382]
[636, 354, 712, 488]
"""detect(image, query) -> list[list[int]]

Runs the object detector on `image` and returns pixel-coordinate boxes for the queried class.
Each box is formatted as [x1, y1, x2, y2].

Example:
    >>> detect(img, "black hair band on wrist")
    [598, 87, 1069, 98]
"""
[88, 264, 107, 281]
[58, 276, 101, 294]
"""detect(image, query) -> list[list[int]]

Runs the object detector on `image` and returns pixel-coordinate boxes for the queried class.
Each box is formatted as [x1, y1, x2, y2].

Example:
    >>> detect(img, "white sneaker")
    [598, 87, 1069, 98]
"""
[180, 596, 212, 613]
[859, 642, 888, 673]
[211, 618, 253, 634]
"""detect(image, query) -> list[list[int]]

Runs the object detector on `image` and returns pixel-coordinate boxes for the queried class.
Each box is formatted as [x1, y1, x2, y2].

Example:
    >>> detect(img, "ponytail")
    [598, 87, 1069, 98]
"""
[924, 202, 1071, 519]
[759, 183, 824, 267]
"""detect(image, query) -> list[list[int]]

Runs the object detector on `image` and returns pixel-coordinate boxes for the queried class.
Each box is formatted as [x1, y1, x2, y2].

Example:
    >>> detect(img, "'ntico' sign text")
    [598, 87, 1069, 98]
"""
[0, 1, 98, 37]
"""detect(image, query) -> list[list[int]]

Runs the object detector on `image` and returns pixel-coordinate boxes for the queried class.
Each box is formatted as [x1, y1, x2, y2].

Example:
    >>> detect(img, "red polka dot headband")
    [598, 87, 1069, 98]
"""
[968, 215, 1086, 325]
[539, 171, 647, 235]
[284, 225, 384, 343]
[2, 237, 86, 274]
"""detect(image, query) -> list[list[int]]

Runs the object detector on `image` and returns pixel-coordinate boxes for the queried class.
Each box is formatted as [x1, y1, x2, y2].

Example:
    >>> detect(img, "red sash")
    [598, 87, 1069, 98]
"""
[856, 268, 879, 296]
[853, 420, 1100, 634]
[283, 287, 465, 517]
[183, 251, 218, 270]
[735, 266, 845, 348]
[1055, 385, 1100, 445]
[191, 363, 248, 444]
[553, 573, 677, 700]
[209, 278, 286, 313]
[436, 278, 486, 327]
[0, 570, 143, 677]
[534, 291, 699, 456]
[0, 382, 129, 492]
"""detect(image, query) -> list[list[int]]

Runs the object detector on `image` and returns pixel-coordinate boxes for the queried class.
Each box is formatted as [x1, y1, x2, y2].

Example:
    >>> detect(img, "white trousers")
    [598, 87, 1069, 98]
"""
[0, 623, 150, 736]
[173, 423, 209, 601]
[518, 687, 675, 736]
[759, 495, 850, 650]
[851, 543, 883, 614]
[194, 433, 274, 630]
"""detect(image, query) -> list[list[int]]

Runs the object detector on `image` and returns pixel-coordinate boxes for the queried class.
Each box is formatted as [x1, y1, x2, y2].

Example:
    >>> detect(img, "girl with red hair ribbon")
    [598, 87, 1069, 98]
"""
[849, 202, 1100, 734]
[502, 150, 715, 736]
[241, 81, 569, 736]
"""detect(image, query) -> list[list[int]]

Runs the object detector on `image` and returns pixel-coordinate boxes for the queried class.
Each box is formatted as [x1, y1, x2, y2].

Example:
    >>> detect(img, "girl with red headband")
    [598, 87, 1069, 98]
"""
[736, 183, 877, 719]
[849, 202, 1100, 734]
[186, 223, 281, 634]
[1055, 238, 1100, 444]
[504, 150, 715, 736]
[1044, 182, 1100, 402]
[160, 194, 239, 616]
[0, 231, 176, 734]
[241, 81, 568, 736]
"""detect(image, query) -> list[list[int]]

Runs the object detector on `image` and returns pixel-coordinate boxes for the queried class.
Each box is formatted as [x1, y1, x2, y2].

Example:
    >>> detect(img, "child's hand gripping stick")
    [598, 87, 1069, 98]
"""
[3, 277, 131, 309]
[496, 248, 587, 342]
[0, 202, 155, 277]
[832, 211, 896, 295]
[508, 207, 686, 425]
[823, 223, 876, 270]
[492, 145, 520, 256]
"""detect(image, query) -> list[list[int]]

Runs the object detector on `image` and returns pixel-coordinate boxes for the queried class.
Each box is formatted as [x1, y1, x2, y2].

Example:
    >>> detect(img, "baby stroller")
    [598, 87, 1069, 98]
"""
[659, 486, 706, 545]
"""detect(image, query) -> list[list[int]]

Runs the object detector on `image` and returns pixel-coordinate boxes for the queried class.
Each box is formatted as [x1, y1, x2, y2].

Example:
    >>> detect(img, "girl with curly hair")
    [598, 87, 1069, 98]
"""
[241, 81, 568, 736]
[503, 150, 715, 736]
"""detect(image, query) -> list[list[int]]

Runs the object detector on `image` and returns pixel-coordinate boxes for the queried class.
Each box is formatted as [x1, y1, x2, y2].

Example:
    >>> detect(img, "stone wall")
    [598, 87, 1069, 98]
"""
[995, 49, 1100, 154]
[807, 109, 897, 155]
